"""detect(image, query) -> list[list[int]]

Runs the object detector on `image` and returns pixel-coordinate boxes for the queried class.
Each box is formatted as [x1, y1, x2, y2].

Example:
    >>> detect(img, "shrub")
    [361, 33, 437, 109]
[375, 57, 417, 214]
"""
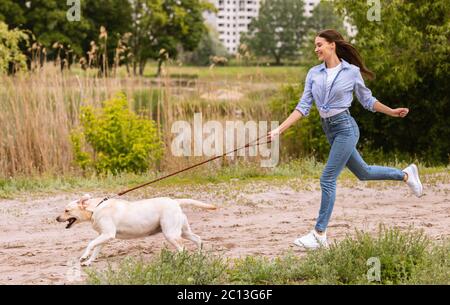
[86, 248, 227, 285]
[228, 254, 305, 284]
[298, 225, 432, 284]
[406, 240, 450, 284]
[70, 92, 164, 174]
[0, 21, 28, 74]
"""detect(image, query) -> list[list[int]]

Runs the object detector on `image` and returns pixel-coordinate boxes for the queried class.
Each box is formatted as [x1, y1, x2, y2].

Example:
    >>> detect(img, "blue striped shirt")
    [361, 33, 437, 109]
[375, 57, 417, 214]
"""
[295, 59, 377, 116]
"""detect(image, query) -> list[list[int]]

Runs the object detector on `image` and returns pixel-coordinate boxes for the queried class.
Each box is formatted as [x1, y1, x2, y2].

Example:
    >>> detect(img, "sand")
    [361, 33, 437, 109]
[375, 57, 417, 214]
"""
[0, 182, 448, 284]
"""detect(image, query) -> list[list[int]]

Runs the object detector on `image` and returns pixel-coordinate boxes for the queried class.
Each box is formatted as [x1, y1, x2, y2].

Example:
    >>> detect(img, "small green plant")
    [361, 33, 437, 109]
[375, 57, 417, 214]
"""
[228, 253, 305, 284]
[86, 248, 228, 285]
[70, 92, 164, 174]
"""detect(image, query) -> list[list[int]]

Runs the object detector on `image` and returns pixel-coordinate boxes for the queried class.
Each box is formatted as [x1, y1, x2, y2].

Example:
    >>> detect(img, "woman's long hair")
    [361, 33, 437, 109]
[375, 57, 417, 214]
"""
[317, 29, 375, 80]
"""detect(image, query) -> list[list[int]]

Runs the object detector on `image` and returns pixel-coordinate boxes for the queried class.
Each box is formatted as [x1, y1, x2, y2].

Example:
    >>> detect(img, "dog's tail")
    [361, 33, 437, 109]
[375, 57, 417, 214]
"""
[175, 199, 217, 210]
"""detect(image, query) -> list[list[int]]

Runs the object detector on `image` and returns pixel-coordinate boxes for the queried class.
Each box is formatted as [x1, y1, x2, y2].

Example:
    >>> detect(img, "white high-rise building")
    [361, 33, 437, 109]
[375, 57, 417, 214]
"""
[204, 0, 355, 55]
[204, 0, 262, 54]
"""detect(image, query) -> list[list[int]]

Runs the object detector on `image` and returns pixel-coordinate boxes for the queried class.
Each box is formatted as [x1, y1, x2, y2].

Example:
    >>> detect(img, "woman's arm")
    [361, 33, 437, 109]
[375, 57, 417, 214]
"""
[268, 109, 303, 141]
[373, 101, 409, 118]
[268, 69, 313, 141]
[354, 69, 409, 118]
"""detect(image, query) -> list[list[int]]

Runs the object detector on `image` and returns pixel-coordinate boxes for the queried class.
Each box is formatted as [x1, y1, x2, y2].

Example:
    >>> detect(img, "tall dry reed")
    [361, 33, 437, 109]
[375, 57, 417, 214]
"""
[0, 64, 276, 177]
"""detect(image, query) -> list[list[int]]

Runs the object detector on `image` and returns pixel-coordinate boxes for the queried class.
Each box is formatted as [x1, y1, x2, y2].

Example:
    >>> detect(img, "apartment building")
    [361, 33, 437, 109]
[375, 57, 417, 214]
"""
[203, 0, 261, 54]
[204, 0, 357, 54]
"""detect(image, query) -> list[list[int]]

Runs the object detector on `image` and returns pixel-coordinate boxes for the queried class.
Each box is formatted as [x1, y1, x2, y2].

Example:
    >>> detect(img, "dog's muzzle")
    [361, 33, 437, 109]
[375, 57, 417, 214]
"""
[56, 216, 77, 229]
[65, 217, 76, 229]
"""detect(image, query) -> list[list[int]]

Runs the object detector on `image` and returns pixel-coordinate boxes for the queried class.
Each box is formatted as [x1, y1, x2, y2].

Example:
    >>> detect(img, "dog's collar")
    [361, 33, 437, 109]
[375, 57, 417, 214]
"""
[86, 210, 94, 221]
[96, 196, 110, 208]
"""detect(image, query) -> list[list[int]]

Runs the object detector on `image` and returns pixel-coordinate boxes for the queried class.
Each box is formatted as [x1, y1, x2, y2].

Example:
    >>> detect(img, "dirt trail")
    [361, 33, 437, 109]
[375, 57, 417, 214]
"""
[0, 182, 448, 284]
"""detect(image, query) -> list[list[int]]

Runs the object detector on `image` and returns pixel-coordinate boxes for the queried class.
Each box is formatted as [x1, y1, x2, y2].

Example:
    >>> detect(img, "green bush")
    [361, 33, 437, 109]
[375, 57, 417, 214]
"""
[299, 225, 433, 284]
[86, 248, 227, 285]
[407, 240, 450, 284]
[0, 21, 28, 74]
[70, 93, 164, 174]
[226, 226, 447, 285]
[270, 84, 329, 161]
[85, 227, 449, 285]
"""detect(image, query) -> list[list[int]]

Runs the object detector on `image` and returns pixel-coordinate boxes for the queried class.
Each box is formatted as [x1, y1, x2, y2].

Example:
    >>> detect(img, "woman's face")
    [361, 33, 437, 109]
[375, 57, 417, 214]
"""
[315, 36, 336, 62]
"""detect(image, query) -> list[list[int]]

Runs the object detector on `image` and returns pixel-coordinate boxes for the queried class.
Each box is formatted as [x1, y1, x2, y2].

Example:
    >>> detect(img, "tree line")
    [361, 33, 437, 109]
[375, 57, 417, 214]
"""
[0, 0, 215, 76]
[0, 0, 347, 74]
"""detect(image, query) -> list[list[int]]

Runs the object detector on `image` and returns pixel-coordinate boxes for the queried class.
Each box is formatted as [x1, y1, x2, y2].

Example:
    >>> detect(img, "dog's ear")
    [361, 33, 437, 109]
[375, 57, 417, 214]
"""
[78, 194, 92, 210]
[81, 194, 92, 201]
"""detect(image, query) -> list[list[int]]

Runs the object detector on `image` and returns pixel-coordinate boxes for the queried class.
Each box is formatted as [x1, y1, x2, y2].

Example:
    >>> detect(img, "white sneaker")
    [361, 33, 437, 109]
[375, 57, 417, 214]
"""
[402, 164, 423, 197]
[294, 230, 328, 249]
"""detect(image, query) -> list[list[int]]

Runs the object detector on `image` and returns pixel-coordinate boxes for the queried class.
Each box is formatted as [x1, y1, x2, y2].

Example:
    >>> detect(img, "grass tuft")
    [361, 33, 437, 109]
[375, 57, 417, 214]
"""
[86, 226, 449, 285]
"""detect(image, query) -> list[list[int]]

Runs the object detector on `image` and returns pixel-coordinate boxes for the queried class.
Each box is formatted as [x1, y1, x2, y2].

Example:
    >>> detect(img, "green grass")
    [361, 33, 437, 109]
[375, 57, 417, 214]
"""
[1, 158, 448, 199]
[154, 65, 305, 83]
[86, 249, 228, 285]
[299, 225, 444, 284]
[70, 63, 305, 83]
[85, 226, 449, 285]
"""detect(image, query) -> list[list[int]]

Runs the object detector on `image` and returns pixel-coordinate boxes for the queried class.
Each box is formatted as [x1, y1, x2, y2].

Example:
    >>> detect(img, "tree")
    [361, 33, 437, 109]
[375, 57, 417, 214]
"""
[0, 0, 213, 76]
[0, 0, 26, 26]
[241, 0, 308, 65]
[0, 1, 132, 65]
[0, 21, 29, 74]
[129, 0, 215, 76]
[334, 0, 450, 164]
[181, 25, 228, 66]
[307, 1, 346, 34]
[26, 1, 91, 55]
[84, 0, 133, 69]
[301, 0, 347, 65]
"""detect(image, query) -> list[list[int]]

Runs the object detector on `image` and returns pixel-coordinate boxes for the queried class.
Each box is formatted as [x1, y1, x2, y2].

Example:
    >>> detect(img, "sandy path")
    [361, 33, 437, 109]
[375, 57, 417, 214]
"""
[0, 182, 448, 284]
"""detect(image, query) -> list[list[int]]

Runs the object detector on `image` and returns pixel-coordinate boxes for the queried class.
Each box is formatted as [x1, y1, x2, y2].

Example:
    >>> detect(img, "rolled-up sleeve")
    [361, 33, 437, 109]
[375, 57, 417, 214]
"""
[295, 69, 314, 116]
[354, 68, 377, 112]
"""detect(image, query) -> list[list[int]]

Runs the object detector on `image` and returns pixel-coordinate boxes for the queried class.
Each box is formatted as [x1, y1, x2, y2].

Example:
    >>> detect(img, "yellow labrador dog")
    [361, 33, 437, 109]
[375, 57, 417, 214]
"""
[56, 194, 216, 266]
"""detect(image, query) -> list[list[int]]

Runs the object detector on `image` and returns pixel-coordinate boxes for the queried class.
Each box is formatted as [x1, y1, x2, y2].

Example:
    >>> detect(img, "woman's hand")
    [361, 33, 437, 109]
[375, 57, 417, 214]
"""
[374, 102, 409, 118]
[268, 127, 281, 142]
[267, 110, 303, 142]
[390, 108, 409, 118]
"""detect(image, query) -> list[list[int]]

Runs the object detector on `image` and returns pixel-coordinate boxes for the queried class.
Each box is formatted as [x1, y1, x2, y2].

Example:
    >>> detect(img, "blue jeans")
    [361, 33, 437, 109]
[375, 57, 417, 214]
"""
[315, 109, 405, 232]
